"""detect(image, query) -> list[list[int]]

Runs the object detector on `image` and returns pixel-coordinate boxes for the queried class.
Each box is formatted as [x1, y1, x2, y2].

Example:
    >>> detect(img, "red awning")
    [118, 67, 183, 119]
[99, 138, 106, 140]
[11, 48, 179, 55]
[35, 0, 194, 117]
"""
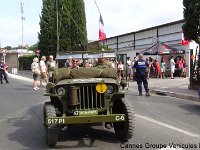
[141, 42, 185, 55]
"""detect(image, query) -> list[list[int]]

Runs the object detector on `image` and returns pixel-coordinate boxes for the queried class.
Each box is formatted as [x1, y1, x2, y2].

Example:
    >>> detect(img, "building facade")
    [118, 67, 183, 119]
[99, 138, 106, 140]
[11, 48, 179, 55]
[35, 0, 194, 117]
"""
[0, 49, 33, 73]
[100, 19, 199, 76]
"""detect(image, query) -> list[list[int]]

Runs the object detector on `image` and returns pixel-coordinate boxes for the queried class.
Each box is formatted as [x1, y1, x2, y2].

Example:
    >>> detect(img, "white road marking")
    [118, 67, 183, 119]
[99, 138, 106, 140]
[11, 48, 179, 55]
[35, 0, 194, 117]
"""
[9, 73, 46, 85]
[8, 73, 33, 83]
[136, 114, 200, 138]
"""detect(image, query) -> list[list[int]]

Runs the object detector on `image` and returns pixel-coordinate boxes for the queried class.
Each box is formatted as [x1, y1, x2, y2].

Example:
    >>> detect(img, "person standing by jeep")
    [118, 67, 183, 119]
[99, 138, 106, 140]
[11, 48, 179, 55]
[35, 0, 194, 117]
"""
[40, 56, 48, 87]
[46, 55, 56, 82]
[31, 57, 40, 90]
[133, 54, 150, 96]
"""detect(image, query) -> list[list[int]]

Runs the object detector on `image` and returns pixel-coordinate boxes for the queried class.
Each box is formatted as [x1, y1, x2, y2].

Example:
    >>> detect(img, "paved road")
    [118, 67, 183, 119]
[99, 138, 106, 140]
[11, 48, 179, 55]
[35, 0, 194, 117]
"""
[0, 76, 199, 150]
[10, 71, 200, 101]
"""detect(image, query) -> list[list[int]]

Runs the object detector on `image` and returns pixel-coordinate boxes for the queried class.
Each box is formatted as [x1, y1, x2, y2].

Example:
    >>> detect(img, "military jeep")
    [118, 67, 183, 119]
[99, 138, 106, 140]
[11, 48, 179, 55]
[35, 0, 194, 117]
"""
[43, 50, 135, 146]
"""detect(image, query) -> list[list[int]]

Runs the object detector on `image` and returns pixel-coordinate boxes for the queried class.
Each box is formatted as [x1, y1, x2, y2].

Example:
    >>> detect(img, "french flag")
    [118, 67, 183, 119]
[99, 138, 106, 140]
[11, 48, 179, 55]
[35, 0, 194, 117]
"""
[182, 32, 189, 46]
[99, 14, 106, 42]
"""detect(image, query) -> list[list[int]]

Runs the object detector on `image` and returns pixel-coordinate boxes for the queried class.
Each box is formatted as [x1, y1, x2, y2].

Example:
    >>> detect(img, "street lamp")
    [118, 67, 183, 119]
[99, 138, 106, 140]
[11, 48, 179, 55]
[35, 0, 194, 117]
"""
[20, 0, 25, 50]
[56, 0, 59, 53]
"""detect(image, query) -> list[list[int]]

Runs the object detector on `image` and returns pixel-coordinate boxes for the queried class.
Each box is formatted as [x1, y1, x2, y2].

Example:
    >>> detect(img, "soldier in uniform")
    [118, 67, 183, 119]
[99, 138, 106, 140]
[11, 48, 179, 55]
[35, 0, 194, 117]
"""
[95, 57, 112, 68]
[46, 55, 57, 82]
[133, 54, 150, 96]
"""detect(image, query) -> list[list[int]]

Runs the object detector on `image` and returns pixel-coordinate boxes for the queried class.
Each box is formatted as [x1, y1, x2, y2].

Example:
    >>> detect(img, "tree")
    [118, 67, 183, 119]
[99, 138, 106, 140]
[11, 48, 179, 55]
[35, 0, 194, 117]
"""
[70, 0, 87, 50]
[4, 46, 12, 50]
[182, 0, 200, 44]
[59, 0, 72, 52]
[38, 0, 88, 56]
[183, 0, 200, 87]
[38, 0, 57, 57]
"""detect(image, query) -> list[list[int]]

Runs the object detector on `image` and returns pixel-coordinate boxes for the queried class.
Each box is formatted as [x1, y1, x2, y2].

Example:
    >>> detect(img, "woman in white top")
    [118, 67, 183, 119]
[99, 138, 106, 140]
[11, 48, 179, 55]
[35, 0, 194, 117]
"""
[117, 61, 124, 81]
[31, 57, 40, 90]
[170, 56, 175, 79]
[40, 56, 48, 87]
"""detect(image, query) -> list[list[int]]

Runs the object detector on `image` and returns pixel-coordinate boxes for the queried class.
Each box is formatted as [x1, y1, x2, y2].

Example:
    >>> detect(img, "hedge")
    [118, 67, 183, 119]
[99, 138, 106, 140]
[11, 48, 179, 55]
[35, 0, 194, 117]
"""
[18, 55, 36, 70]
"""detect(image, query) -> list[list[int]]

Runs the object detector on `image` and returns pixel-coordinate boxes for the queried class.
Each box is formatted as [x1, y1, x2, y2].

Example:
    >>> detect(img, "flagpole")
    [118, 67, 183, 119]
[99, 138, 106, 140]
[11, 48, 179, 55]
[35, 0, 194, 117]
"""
[94, 0, 101, 44]
[94, 0, 106, 45]
[94, 0, 101, 15]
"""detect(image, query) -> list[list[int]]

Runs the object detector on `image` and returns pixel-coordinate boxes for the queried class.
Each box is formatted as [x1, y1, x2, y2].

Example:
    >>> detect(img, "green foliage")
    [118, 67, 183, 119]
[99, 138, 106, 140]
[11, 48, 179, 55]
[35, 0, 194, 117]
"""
[59, 0, 72, 52]
[101, 45, 112, 50]
[38, 0, 88, 55]
[18, 55, 36, 70]
[70, 0, 87, 50]
[182, 0, 200, 44]
[4, 46, 12, 50]
[38, 0, 57, 57]
[183, 0, 200, 86]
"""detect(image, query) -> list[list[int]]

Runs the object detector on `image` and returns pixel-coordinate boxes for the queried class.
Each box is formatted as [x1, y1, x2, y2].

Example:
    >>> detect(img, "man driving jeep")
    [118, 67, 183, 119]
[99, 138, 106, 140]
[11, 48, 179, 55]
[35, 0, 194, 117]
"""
[70, 58, 80, 69]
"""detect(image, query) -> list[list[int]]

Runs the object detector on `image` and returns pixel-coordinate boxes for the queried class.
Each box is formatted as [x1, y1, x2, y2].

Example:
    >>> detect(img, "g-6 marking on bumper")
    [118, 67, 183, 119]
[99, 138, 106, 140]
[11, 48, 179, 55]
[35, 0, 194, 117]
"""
[46, 114, 125, 125]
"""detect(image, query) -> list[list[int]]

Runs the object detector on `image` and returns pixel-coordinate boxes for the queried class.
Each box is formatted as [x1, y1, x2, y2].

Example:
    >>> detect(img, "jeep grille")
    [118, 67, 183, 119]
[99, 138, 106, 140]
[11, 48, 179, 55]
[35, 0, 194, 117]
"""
[77, 85, 105, 109]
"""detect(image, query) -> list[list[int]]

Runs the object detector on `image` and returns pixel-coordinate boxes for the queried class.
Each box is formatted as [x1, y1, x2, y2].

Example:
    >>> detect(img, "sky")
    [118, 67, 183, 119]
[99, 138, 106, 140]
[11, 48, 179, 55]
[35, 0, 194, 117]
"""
[0, 0, 184, 48]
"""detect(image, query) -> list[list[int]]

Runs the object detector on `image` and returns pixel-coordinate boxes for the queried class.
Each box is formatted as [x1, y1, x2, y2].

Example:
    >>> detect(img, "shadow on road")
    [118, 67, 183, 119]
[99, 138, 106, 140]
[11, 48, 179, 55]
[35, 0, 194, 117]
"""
[178, 104, 200, 116]
[54, 124, 120, 149]
[7, 104, 47, 150]
[7, 104, 121, 149]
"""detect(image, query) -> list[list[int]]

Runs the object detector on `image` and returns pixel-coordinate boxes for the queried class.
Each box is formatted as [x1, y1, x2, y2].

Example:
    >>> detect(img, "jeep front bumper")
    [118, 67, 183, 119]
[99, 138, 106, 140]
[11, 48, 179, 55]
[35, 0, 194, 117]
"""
[46, 114, 125, 125]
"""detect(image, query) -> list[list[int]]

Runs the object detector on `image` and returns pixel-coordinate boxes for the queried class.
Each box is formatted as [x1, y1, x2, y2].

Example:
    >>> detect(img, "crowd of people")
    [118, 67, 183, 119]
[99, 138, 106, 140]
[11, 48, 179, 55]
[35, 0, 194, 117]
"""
[31, 53, 187, 96]
[1, 51, 187, 97]
[116, 53, 188, 96]
[117, 55, 187, 81]
[31, 56, 99, 90]
[31, 55, 56, 90]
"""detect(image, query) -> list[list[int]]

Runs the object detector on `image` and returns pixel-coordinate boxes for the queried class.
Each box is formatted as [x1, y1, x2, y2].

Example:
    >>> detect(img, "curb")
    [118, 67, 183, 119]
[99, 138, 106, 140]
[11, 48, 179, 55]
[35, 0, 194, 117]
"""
[8, 73, 45, 86]
[151, 89, 200, 102]
[8, 73, 33, 83]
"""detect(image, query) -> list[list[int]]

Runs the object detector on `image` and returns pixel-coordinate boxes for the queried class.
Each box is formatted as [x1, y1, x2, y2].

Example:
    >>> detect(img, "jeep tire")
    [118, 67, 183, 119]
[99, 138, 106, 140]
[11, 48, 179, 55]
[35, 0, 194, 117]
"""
[113, 98, 135, 142]
[43, 102, 58, 146]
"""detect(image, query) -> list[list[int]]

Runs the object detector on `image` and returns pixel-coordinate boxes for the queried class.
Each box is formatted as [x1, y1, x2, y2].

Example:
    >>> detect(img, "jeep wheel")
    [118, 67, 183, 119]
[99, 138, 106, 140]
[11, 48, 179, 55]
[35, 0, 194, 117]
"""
[113, 98, 135, 142]
[43, 102, 58, 146]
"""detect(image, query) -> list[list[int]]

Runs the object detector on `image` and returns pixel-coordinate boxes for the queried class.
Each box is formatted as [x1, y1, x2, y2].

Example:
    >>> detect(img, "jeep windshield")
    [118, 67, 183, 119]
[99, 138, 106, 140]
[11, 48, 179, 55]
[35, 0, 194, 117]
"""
[55, 50, 117, 69]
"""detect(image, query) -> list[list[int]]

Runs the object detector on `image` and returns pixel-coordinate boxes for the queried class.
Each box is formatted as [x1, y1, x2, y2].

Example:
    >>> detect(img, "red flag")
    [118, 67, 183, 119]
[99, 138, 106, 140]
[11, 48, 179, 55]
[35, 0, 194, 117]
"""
[99, 14, 106, 42]
[182, 32, 189, 45]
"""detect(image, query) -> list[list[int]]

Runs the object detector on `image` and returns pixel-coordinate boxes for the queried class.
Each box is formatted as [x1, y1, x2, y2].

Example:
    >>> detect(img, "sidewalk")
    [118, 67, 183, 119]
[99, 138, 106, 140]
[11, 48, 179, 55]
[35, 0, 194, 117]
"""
[129, 77, 199, 102]
[9, 70, 200, 102]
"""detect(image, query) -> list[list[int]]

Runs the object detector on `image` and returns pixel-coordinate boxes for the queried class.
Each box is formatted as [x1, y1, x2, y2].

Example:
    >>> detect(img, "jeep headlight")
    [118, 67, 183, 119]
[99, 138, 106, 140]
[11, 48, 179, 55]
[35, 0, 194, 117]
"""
[57, 87, 66, 96]
[106, 85, 114, 94]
